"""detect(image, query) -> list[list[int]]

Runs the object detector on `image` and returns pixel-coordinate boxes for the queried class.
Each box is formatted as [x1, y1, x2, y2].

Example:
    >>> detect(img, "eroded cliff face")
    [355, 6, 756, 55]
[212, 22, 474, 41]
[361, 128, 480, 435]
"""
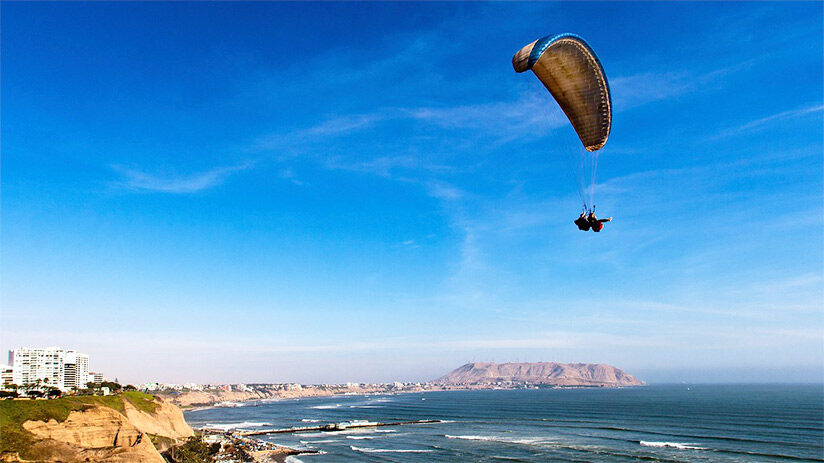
[8, 396, 192, 463]
[123, 400, 193, 440]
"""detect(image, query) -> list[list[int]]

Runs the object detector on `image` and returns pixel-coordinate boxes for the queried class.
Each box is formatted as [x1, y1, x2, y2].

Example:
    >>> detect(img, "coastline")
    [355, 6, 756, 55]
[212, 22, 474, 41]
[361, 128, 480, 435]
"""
[167, 382, 644, 413]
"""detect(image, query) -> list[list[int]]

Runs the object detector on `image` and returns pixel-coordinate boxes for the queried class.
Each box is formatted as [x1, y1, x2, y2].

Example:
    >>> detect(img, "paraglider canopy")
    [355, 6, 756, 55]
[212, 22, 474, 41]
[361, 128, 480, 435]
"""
[513, 33, 612, 152]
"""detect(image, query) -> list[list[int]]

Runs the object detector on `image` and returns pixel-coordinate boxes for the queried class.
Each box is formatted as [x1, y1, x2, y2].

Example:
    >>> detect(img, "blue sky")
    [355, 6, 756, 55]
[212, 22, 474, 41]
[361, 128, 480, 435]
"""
[1, 2, 822, 384]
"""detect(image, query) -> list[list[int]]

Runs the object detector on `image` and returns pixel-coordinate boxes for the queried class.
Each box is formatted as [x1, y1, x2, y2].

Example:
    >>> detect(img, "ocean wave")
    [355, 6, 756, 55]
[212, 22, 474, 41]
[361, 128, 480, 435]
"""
[301, 419, 320, 422]
[310, 404, 340, 409]
[445, 435, 544, 445]
[348, 405, 380, 408]
[346, 436, 374, 440]
[204, 421, 271, 431]
[640, 441, 707, 450]
[300, 439, 340, 444]
[446, 435, 496, 441]
[374, 430, 397, 433]
[323, 428, 381, 436]
[350, 445, 433, 453]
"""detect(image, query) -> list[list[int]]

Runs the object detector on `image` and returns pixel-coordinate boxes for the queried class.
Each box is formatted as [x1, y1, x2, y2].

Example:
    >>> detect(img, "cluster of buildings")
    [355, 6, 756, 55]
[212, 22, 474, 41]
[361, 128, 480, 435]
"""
[138, 382, 254, 392]
[2, 347, 105, 392]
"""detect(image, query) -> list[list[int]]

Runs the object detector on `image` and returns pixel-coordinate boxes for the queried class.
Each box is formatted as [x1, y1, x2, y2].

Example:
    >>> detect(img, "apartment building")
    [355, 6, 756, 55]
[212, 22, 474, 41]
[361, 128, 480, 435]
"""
[8, 347, 94, 391]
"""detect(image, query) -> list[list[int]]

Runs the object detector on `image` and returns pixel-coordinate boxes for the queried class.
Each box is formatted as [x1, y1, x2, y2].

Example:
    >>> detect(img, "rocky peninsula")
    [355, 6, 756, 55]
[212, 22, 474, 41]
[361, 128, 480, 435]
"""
[436, 362, 645, 387]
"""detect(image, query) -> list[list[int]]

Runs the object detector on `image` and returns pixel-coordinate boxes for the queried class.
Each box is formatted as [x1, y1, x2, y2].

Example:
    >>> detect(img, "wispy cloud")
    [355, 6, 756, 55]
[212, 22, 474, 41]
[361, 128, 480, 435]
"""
[302, 113, 390, 137]
[611, 60, 753, 112]
[111, 163, 251, 193]
[713, 103, 824, 139]
[279, 168, 305, 186]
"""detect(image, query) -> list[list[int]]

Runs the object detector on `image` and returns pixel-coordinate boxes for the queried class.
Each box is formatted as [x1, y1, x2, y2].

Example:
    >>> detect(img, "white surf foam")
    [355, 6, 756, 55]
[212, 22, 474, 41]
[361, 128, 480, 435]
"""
[301, 419, 320, 422]
[346, 436, 374, 440]
[284, 457, 303, 463]
[446, 435, 496, 441]
[310, 404, 341, 409]
[640, 441, 707, 450]
[445, 435, 545, 446]
[350, 445, 433, 453]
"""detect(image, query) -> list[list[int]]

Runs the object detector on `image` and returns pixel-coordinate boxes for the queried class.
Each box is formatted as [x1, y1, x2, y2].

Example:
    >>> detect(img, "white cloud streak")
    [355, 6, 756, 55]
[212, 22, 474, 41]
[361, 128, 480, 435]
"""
[111, 163, 251, 193]
[714, 103, 824, 139]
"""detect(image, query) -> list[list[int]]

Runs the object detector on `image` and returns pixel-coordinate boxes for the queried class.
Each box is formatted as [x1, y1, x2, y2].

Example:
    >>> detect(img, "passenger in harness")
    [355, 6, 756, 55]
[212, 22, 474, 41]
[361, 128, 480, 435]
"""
[588, 211, 613, 232]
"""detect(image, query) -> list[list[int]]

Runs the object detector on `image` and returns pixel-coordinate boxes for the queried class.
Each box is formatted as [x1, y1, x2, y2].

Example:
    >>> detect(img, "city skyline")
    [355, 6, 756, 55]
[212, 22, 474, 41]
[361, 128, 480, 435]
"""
[1, 2, 822, 384]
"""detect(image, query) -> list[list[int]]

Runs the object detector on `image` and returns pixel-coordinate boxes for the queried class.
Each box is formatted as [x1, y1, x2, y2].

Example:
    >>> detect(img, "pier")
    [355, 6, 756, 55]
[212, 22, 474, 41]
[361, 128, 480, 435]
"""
[229, 419, 441, 437]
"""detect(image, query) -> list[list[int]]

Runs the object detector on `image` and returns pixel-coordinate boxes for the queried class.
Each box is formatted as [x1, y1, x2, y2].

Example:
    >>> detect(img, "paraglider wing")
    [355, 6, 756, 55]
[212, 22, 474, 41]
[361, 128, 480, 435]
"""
[513, 34, 611, 151]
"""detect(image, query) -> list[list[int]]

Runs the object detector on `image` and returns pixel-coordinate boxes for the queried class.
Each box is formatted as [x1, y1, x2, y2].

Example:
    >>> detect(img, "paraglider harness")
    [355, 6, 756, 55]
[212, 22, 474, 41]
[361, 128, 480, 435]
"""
[574, 206, 611, 232]
[574, 207, 591, 231]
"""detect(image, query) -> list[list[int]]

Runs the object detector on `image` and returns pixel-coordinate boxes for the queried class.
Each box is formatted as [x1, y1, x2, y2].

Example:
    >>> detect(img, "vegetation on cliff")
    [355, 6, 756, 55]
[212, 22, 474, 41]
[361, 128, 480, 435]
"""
[0, 391, 163, 460]
[164, 436, 221, 463]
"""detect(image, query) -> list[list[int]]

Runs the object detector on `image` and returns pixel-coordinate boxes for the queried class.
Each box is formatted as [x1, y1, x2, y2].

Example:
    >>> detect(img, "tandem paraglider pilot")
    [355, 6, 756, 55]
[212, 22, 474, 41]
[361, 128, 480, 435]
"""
[574, 210, 613, 232]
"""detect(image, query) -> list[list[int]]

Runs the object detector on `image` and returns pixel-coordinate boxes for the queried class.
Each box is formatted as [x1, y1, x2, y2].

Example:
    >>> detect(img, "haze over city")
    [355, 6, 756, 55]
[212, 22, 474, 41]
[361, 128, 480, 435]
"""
[2, 2, 822, 385]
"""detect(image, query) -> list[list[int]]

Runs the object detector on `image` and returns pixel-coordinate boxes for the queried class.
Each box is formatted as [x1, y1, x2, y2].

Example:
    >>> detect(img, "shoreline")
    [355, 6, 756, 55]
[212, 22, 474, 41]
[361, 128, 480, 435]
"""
[180, 389, 422, 414]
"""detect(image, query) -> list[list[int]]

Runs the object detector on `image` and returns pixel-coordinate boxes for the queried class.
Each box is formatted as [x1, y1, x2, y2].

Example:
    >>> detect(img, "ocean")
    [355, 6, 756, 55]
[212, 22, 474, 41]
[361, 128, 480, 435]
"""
[184, 384, 824, 462]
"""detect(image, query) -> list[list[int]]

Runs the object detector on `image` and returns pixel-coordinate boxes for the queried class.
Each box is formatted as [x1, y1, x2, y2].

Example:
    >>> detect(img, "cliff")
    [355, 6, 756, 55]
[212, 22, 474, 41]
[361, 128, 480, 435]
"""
[436, 362, 644, 387]
[0, 392, 193, 462]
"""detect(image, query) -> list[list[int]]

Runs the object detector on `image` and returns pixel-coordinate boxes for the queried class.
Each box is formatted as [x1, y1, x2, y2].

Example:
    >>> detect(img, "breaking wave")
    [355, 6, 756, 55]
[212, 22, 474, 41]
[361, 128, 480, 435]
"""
[639, 441, 707, 450]
[445, 435, 544, 445]
[350, 445, 434, 453]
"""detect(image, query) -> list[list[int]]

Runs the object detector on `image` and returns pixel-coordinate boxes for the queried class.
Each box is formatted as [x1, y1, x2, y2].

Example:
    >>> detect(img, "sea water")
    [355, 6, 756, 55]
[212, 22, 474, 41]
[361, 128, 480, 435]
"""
[185, 384, 824, 462]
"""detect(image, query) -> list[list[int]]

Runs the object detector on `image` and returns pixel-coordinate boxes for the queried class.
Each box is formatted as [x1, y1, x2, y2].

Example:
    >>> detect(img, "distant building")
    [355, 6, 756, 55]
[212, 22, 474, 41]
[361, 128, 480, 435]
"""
[88, 372, 103, 385]
[8, 347, 98, 392]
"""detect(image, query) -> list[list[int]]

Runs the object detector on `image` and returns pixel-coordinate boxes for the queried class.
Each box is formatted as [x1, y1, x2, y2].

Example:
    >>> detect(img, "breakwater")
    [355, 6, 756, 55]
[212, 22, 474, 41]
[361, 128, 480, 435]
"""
[226, 419, 441, 437]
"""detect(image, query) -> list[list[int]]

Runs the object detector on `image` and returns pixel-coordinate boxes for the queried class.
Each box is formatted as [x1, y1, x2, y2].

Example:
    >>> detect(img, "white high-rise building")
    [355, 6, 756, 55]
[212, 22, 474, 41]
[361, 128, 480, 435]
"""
[10, 347, 65, 390]
[63, 351, 90, 390]
[9, 347, 93, 392]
